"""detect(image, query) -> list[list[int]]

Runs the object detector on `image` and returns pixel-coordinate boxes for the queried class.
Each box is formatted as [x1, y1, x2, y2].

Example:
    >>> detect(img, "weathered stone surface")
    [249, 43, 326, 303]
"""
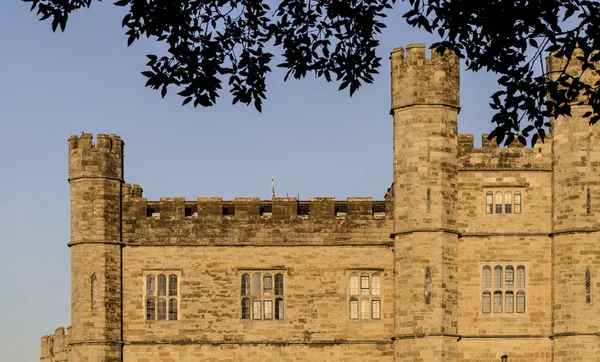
[40, 45, 600, 362]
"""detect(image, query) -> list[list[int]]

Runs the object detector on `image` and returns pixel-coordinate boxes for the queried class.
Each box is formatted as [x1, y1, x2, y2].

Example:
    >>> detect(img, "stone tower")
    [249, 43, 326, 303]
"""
[549, 51, 600, 360]
[390, 43, 460, 360]
[68, 134, 124, 361]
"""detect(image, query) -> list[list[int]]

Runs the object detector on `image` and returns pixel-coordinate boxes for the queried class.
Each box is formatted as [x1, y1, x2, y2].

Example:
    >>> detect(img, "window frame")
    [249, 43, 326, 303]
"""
[239, 270, 286, 321]
[143, 270, 182, 322]
[480, 263, 527, 316]
[484, 188, 525, 215]
[348, 270, 384, 321]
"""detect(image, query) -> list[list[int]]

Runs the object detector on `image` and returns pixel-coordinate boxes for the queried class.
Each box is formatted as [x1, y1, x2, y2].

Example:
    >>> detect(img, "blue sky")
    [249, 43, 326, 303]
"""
[0, 2, 499, 360]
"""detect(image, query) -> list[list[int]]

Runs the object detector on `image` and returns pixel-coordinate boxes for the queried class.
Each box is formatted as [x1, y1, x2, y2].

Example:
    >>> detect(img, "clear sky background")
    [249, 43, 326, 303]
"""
[0, 2, 499, 360]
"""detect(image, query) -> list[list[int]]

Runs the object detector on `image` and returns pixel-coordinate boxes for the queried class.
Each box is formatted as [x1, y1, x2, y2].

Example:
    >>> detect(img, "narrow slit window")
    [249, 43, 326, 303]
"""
[482, 266, 491, 289]
[349, 273, 359, 295]
[360, 299, 370, 319]
[516, 266, 526, 288]
[146, 299, 155, 321]
[275, 298, 284, 320]
[493, 291, 503, 313]
[146, 275, 155, 296]
[251, 273, 261, 296]
[494, 266, 503, 288]
[482, 291, 491, 313]
[275, 274, 284, 295]
[486, 192, 493, 214]
[241, 298, 250, 319]
[252, 300, 262, 319]
[91, 274, 97, 309]
[241, 274, 250, 296]
[586, 268, 592, 304]
[426, 188, 431, 213]
[349, 299, 359, 319]
[505, 192, 512, 214]
[264, 300, 273, 319]
[157, 274, 166, 296]
[587, 188, 591, 213]
[505, 291, 514, 313]
[495, 192, 503, 214]
[514, 192, 522, 214]
[425, 267, 432, 305]
[168, 298, 178, 320]
[168, 274, 177, 296]
[263, 274, 273, 294]
[505, 266, 514, 288]
[516, 291, 526, 313]
[372, 300, 381, 319]
[361, 275, 370, 295]
[371, 273, 381, 296]
[157, 298, 167, 320]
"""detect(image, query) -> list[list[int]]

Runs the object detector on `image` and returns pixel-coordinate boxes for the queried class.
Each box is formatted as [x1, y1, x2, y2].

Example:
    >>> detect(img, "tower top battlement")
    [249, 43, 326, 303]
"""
[390, 43, 460, 111]
[68, 133, 123, 181]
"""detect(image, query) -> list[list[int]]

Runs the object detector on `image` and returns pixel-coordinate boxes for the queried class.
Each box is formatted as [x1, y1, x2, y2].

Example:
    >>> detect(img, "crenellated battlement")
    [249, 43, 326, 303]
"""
[68, 133, 123, 153]
[390, 43, 460, 111]
[457, 133, 552, 170]
[121, 194, 392, 246]
[68, 133, 123, 181]
[123, 195, 389, 220]
[40, 326, 71, 362]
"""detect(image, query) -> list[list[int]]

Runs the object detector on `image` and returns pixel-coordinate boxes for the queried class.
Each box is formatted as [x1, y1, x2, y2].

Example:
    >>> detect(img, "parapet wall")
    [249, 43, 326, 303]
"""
[458, 133, 552, 170]
[41, 327, 71, 362]
[122, 188, 393, 246]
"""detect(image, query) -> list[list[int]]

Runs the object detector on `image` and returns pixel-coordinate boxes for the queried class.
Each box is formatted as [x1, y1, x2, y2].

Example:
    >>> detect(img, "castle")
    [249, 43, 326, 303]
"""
[40, 43, 600, 361]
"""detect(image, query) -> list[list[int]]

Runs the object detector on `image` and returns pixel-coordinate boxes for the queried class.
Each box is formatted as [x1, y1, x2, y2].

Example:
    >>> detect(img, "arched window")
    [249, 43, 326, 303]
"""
[493, 291, 503, 313]
[252, 300, 262, 319]
[264, 300, 273, 319]
[482, 266, 491, 289]
[495, 192, 503, 213]
[349, 273, 359, 295]
[241, 274, 250, 296]
[251, 273, 261, 296]
[275, 274, 284, 295]
[241, 298, 250, 319]
[157, 298, 167, 320]
[372, 299, 381, 319]
[361, 274, 370, 295]
[349, 298, 358, 319]
[516, 266, 526, 288]
[168, 274, 177, 296]
[486, 192, 493, 214]
[505, 266, 514, 288]
[168, 298, 178, 320]
[586, 268, 592, 304]
[146, 299, 155, 321]
[275, 298, 284, 320]
[360, 299, 370, 319]
[516, 291, 526, 313]
[505, 291, 514, 313]
[505, 192, 512, 214]
[514, 192, 522, 214]
[146, 275, 155, 296]
[157, 274, 166, 296]
[482, 291, 491, 313]
[91, 274, 97, 308]
[263, 274, 273, 294]
[371, 273, 381, 296]
[425, 267, 432, 305]
[494, 266, 503, 288]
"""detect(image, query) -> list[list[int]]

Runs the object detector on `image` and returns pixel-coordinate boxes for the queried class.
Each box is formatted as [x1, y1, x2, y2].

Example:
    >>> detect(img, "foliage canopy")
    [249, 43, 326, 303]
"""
[25, 0, 600, 146]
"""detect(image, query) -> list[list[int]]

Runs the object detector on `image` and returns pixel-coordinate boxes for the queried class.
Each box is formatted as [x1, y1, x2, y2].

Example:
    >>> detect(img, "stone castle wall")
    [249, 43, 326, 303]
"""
[41, 44, 600, 361]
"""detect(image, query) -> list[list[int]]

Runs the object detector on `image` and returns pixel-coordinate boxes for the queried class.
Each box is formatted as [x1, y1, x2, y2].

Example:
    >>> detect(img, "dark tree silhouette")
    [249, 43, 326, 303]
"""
[25, 0, 600, 146]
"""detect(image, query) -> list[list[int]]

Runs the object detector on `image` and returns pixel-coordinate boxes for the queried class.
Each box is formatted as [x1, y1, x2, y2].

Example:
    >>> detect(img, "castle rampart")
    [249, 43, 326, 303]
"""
[41, 327, 71, 362]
